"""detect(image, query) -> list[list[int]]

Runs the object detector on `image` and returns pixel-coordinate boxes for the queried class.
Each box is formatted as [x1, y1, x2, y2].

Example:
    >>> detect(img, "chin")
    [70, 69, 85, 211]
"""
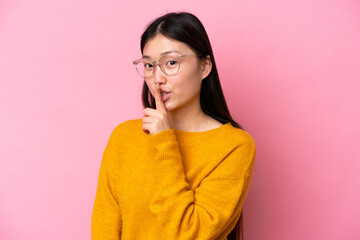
[164, 101, 179, 112]
[164, 102, 173, 112]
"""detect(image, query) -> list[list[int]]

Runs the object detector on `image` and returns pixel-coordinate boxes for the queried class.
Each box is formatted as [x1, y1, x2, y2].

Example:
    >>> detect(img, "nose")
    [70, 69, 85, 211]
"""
[153, 63, 166, 86]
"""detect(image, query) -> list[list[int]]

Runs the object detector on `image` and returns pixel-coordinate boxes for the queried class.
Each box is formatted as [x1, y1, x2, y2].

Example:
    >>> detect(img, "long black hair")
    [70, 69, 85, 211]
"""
[140, 12, 245, 240]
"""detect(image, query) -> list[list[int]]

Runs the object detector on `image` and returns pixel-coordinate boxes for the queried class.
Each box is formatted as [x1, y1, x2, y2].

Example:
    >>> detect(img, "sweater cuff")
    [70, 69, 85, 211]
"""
[150, 128, 178, 151]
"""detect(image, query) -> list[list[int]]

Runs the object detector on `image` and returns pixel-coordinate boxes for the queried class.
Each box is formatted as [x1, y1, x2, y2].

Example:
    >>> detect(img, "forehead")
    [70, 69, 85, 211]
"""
[142, 34, 194, 59]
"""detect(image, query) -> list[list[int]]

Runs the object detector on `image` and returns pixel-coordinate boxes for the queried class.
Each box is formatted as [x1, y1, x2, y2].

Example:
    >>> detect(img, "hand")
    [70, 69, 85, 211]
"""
[142, 84, 171, 135]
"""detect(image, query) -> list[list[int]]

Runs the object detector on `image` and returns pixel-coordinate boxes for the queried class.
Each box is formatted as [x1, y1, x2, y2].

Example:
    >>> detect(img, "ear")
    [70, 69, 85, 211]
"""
[200, 55, 212, 80]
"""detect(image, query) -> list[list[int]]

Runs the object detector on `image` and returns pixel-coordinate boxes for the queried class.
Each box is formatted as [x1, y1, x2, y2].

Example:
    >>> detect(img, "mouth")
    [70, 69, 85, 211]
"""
[160, 92, 171, 101]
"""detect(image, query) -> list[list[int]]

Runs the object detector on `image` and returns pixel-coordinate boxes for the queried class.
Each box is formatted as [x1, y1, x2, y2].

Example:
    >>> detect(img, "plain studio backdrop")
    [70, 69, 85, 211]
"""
[0, 0, 359, 239]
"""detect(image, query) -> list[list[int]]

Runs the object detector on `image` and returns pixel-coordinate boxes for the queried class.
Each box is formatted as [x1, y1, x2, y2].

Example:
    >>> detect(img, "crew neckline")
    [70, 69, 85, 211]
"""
[173, 122, 232, 135]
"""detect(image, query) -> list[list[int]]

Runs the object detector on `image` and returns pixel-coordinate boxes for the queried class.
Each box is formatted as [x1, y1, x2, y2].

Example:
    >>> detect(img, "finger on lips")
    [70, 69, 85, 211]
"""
[142, 84, 167, 135]
[154, 84, 166, 114]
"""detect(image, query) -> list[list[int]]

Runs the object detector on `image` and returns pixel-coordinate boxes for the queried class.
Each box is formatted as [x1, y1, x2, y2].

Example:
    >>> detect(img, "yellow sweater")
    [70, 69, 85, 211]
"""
[91, 118, 256, 240]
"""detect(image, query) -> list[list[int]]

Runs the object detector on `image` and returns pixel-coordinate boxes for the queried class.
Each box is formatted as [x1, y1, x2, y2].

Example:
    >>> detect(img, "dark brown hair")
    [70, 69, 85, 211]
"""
[140, 12, 245, 239]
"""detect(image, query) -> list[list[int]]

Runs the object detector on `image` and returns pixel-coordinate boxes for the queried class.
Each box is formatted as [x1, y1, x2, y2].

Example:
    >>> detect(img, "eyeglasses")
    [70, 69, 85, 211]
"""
[132, 52, 196, 78]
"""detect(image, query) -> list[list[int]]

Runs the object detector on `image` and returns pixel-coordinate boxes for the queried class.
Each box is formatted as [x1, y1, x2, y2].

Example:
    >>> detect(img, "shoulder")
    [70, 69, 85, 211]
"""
[101, 118, 143, 170]
[203, 124, 256, 179]
[104, 118, 144, 148]
[224, 124, 256, 149]
[110, 118, 143, 137]
[224, 126, 257, 173]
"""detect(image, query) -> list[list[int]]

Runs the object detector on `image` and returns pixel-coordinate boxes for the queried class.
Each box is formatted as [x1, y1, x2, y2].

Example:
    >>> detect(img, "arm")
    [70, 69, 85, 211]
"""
[91, 129, 122, 240]
[149, 129, 256, 240]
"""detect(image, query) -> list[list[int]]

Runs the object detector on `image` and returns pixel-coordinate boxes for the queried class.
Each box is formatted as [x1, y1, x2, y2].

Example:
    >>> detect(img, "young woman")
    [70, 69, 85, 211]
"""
[91, 12, 256, 240]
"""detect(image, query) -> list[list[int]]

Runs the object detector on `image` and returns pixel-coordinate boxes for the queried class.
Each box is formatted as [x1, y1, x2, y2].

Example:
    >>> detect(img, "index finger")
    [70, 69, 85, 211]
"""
[154, 84, 167, 114]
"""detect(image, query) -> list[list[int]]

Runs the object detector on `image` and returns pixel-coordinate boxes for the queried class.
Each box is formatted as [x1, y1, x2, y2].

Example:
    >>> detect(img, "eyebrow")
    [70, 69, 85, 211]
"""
[142, 50, 182, 59]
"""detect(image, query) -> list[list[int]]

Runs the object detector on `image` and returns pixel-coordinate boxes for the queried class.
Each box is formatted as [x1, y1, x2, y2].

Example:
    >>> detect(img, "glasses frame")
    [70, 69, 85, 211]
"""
[132, 52, 197, 78]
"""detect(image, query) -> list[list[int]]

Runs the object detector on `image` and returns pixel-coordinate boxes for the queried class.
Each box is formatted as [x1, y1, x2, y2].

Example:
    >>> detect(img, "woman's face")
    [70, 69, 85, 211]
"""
[142, 34, 209, 113]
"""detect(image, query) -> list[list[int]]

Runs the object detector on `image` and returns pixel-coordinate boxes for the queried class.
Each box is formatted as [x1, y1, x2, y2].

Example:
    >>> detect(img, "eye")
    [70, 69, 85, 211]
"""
[165, 60, 178, 68]
[144, 63, 153, 69]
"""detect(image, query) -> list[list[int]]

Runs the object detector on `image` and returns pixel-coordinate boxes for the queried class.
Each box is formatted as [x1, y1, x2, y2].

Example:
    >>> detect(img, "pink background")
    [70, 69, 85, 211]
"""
[1, 0, 359, 239]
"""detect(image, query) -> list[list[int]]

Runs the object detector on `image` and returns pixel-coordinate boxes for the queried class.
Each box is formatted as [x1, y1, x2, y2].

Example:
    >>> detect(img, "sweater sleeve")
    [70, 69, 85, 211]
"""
[91, 128, 122, 240]
[149, 129, 256, 240]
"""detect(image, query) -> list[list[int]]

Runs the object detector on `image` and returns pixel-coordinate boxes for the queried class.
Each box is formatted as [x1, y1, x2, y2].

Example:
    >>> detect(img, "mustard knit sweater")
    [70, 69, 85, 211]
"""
[91, 118, 256, 240]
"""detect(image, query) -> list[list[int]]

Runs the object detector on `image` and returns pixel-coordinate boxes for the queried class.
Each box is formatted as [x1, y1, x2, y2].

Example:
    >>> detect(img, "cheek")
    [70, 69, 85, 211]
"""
[174, 73, 202, 97]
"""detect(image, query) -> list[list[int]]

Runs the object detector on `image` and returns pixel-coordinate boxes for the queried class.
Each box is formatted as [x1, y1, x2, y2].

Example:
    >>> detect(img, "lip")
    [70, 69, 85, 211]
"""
[161, 92, 171, 102]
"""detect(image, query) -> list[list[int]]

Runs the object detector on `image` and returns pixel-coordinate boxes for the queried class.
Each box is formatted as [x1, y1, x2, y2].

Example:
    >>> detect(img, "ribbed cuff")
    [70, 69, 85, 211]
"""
[150, 128, 178, 151]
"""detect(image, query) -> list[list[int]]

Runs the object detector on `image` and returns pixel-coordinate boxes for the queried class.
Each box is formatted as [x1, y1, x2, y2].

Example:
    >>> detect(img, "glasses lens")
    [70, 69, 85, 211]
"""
[135, 60, 153, 78]
[160, 55, 181, 75]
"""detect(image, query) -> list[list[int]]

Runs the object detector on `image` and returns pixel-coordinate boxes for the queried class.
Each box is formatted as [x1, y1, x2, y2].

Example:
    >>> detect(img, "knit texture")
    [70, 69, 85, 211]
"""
[91, 118, 256, 240]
